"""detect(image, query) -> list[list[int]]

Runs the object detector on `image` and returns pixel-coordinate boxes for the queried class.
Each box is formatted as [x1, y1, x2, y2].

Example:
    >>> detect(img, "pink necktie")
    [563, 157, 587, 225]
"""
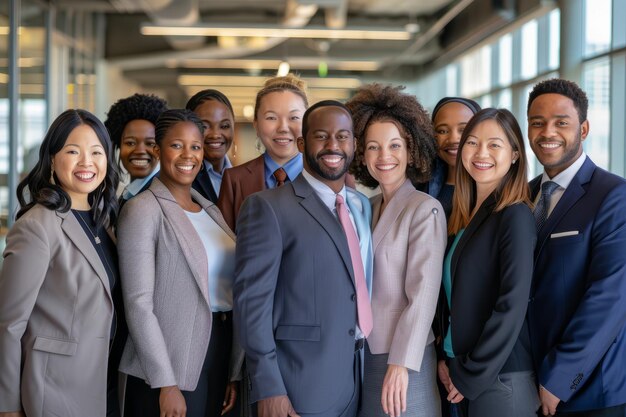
[335, 194, 373, 338]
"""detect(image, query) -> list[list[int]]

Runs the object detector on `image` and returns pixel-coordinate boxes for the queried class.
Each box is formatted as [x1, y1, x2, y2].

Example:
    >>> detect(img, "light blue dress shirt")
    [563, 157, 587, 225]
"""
[204, 155, 232, 197]
[263, 152, 303, 189]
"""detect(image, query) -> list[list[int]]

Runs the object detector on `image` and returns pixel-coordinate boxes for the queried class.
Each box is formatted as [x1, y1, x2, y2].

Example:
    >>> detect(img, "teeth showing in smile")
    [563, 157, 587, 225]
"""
[274, 139, 292, 145]
[321, 156, 342, 164]
[130, 159, 150, 167]
[540, 143, 560, 149]
[76, 172, 96, 180]
[473, 162, 494, 169]
[177, 165, 194, 172]
[206, 142, 224, 149]
[376, 164, 397, 171]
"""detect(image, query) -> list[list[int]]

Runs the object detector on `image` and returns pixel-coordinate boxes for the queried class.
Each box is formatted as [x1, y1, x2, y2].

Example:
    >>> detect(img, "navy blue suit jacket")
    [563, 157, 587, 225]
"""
[527, 157, 626, 412]
[233, 174, 372, 415]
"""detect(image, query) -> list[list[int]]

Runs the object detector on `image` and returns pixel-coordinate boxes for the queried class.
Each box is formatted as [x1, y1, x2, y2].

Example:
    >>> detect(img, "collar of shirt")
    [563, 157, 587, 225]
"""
[540, 151, 587, 191]
[123, 164, 160, 200]
[301, 168, 348, 215]
[538, 152, 587, 216]
[204, 155, 232, 179]
[263, 152, 303, 188]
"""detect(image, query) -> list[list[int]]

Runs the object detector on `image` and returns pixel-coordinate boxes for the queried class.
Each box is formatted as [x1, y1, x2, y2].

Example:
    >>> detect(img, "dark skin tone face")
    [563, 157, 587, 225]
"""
[297, 106, 356, 193]
[528, 93, 589, 178]
[119, 119, 158, 180]
[192, 99, 234, 172]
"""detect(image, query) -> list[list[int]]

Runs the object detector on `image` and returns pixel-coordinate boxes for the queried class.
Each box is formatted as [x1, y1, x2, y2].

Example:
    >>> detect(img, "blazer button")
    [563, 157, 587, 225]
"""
[351, 294, 356, 302]
[349, 329, 355, 337]
[432, 208, 438, 215]
[528, 297, 535, 303]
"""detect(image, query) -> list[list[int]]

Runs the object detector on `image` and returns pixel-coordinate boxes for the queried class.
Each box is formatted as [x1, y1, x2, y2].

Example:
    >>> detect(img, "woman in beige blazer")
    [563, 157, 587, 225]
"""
[117, 109, 242, 417]
[348, 85, 447, 417]
[0, 109, 120, 417]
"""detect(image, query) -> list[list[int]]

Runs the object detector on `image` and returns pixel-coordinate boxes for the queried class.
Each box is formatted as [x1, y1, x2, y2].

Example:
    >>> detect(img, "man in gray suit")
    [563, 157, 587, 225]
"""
[233, 100, 373, 417]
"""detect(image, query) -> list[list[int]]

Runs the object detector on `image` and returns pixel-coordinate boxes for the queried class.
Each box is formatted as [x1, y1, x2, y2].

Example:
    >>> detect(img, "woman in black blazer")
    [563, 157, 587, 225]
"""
[437, 108, 539, 417]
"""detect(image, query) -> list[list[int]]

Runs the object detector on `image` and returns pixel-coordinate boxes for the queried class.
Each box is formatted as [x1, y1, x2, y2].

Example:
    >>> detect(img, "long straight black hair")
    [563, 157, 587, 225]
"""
[16, 109, 120, 229]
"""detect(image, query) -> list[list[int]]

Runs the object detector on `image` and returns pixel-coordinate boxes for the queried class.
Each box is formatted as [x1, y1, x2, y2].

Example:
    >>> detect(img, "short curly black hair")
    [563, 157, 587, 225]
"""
[104, 93, 168, 149]
[527, 78, 588, 123]
[346, 84, 437, 189]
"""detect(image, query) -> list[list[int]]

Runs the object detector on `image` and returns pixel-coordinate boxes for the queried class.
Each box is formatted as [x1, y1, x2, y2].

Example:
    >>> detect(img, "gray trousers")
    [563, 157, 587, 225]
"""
[466, 371, 540, 417]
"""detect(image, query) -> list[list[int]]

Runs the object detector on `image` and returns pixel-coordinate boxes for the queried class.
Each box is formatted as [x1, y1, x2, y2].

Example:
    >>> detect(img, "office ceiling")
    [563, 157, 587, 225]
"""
[49, 0, 506, 114]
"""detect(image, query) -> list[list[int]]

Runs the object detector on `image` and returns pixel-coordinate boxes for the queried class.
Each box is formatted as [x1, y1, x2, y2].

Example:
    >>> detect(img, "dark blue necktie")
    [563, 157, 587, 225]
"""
[534, 180, 559, 231]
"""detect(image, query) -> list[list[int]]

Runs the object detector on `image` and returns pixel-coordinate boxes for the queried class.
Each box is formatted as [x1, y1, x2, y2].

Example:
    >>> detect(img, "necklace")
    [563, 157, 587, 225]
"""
[74, 210, 101, 244]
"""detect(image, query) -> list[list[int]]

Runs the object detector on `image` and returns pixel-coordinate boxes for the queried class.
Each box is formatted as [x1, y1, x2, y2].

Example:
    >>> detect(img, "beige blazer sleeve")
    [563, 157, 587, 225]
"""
[0, 217, 50, 411]
[117, 195, 178, 388]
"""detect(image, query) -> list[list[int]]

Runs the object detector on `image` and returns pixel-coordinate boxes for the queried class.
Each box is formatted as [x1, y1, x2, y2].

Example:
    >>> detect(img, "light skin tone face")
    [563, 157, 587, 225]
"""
[528, 93, 589, 178]
[461, 119, 518, 207]
[192, 99, 234, 172]
[433, 102, 476, 184]
[297, 106, 355, 193]
[119, 119, 158, 181]
[52, 124, 107, 210]
[363, 121, 409, 206]
[154, 121, 204, 208]
[255, 90, 306, 165]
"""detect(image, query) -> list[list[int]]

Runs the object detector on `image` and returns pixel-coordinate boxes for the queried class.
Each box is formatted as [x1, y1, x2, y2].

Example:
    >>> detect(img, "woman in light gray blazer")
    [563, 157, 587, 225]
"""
[348, 85, 447, 417]
[0, 109, 120, 417]
[117, 109, 242, 417]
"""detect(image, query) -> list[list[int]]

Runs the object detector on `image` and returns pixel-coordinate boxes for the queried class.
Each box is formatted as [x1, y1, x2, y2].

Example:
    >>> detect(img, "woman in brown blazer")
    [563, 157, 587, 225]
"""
[217, 73, 308, 230]
[118, 109, 242, 417]
[348, 85, 447, 417]
[0, 109, 120, 417]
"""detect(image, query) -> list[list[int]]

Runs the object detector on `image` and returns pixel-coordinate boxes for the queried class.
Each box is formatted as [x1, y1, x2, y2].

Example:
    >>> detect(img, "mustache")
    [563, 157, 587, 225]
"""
[316, 150, 346, 158]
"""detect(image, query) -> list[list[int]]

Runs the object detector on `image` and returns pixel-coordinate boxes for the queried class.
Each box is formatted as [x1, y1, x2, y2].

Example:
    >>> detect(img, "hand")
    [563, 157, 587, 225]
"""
[381, 364, 408, 417]
[221, 382, 238, 415]
[257, 395, 300, 417]
[159, 385, 187, 417]
[0, 412, 25, 417]
[437, 360, 451, 392]
[540, 385, 560, 416]
[446, 381, 464, 404]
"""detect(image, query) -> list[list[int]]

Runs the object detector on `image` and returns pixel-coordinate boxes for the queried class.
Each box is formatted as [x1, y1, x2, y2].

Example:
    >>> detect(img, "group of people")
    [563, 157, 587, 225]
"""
[0, 74, 624, 417]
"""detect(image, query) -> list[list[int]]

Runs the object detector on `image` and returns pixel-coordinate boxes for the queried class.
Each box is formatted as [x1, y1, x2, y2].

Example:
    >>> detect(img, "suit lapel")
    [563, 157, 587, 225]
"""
[150, 180, 211, 306]
[58, 211, 112, 302]
[244, 155, 266, 195]
[293, 175, 356, 287]
[535, 157, 595, 257]
[372, 179, 413, 253]
[194, 166, 218, 203]
[450, 193, 497, 284]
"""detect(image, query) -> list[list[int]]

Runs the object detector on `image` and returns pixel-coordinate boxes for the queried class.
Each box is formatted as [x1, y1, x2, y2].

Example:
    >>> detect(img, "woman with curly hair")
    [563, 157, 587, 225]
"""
[347, 84, 446, 417]
[104, 93, 168, 205]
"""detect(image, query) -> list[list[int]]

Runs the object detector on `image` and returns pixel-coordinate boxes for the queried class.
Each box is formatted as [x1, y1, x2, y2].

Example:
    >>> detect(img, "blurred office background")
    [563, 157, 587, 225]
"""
[1, 0, 625, 234]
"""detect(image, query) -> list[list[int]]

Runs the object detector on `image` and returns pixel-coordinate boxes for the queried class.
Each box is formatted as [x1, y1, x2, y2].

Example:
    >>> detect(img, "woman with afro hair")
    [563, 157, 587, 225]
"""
[104, 93, 168, 206]
[347, 84, 446, 417]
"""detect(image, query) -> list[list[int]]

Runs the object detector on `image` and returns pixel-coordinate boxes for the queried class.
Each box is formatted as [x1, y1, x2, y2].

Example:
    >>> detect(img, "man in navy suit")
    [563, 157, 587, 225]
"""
[233, 100, 373, 417]
[526, 78, 626, 416]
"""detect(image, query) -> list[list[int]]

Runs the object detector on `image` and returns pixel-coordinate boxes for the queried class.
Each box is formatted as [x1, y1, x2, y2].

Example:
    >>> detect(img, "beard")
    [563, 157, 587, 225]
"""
[304, 143, 354, 181]
[535, 127, 583, 171]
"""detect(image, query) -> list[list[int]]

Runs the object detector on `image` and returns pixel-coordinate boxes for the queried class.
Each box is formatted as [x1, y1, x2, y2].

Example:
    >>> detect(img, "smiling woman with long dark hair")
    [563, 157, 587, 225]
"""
[0, 109, 120, 417]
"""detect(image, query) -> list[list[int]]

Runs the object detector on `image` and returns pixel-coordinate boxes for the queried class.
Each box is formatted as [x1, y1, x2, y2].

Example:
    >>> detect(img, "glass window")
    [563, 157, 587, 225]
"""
[584, 0, 612, 57]
[549, 8, 560, 70]
[495, 88, 511, 109]
[0, 3, 9, 228]
[521, 20, 538, 80]
[460, 45, 491, 97]
[445, 64, 458, 96]
[583, 57, 610, 169]
[499, 34, 512, 86]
